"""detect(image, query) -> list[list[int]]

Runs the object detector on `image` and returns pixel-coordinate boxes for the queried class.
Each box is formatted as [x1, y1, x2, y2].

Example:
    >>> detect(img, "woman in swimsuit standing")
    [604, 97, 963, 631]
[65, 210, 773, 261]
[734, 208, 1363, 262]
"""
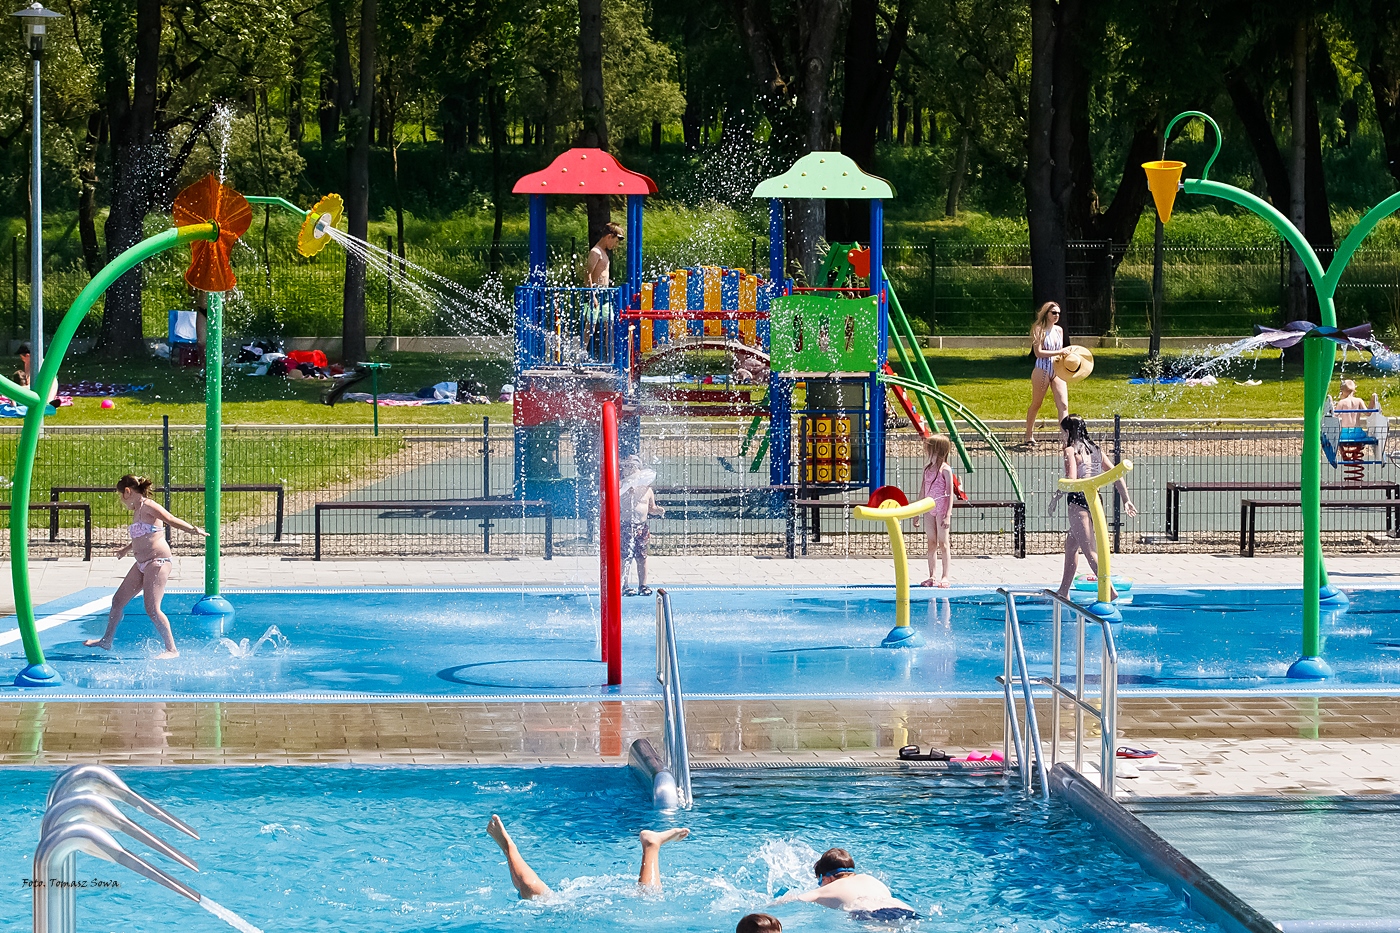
[1024, 302, 1071, 446]
[1057, 415, 1136, 598]
[84, 474, 207, 659]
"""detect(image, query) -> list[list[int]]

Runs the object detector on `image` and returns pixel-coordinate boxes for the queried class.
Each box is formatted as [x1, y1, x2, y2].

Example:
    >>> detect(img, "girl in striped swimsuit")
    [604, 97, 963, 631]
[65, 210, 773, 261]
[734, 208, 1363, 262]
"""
[914, 434, 954, 587]
[1024, 302, 1071, 446]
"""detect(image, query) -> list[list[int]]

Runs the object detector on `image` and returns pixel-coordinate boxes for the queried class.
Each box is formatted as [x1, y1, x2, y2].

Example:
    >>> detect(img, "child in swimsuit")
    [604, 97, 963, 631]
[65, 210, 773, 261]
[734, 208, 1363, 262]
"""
[83, 474, 208, 659]
[913, 434, 955, 587]
[619, 455, 664, 596]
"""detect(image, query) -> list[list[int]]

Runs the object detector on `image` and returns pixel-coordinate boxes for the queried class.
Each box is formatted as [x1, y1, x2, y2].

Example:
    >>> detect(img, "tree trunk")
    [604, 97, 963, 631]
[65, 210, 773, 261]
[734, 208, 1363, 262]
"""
[1365, 42, 1400, 188]
[77, 111, 103, 277]
[318, 74, 339, 147]
[1226, 74, 1291, 207]
[288, 45, 305, 148]
[542, 69, 560, 155]
[911, 98, 923, 146]
[651, 120, 662, 152]
[97, 0, 161, 357]
[488, 82, 506, 274]
[1025, 0, 1065, 309]
[336, 0, 374, 364]
[577, 0, 610, 246]
[838, 0, 911, 168]
[1289, 17, 1308, 322]
[945, 124, 971, 217]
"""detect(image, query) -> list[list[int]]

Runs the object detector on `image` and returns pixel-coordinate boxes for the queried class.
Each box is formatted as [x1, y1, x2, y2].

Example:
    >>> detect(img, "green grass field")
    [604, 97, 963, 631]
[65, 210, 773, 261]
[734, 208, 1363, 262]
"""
[920, 346, 1329, 422]
[29, 345, 1378, 428]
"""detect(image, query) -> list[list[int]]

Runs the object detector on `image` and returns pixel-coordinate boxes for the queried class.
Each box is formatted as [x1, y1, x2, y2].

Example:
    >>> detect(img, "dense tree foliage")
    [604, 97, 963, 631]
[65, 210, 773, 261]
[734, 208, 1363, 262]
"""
[8, 0, 1400, 353]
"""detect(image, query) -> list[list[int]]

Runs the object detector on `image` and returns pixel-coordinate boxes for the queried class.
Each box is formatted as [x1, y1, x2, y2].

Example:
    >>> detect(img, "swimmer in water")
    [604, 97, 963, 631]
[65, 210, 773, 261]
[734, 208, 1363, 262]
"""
[773, 847, 919, 921]
[486, 814, 689, 899]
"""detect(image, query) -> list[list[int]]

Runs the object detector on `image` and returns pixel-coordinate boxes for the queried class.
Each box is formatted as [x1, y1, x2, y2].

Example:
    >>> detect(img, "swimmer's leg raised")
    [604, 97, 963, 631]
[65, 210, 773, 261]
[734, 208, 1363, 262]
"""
[637, 827, 689, 890]
[487, 814, 552, 899]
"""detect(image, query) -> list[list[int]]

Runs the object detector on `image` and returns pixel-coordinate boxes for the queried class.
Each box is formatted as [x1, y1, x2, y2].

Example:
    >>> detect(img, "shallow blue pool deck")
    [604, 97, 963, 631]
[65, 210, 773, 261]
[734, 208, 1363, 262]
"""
[5, 584, 1400, 700]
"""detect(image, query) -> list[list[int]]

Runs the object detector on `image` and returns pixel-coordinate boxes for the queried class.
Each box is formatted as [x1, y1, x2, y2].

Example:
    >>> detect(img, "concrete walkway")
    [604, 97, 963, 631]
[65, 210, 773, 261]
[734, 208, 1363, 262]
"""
[10, 552, 1400, 610]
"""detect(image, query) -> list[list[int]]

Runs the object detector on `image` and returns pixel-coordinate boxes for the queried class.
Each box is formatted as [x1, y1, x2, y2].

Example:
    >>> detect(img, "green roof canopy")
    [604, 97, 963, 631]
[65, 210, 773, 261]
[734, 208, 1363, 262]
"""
[752, 152, 895, 199]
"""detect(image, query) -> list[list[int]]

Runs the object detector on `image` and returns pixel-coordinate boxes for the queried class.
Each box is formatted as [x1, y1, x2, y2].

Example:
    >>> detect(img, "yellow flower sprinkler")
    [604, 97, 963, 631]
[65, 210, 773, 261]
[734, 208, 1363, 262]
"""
[1059, 459, 1133, 621]
[854, 485, 936, 648]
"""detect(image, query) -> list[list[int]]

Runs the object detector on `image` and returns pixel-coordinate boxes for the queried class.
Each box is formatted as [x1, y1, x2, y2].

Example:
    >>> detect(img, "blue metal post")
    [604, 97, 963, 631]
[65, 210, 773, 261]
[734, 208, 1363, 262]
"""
[769, 375, 793, 486]
[626, 195, 643, 300]
[869, 199, 887, 491]
[527, 195, 547, 284]
[768, 199, 785, 283]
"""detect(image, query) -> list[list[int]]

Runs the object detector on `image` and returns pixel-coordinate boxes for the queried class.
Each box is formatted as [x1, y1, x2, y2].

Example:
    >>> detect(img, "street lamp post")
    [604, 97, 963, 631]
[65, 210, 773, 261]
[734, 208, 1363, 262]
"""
[11, 3, 59, 377]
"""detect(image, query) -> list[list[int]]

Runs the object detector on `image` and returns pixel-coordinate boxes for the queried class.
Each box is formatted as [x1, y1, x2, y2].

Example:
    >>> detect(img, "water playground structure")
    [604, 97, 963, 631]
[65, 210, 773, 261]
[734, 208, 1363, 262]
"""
[509, 148, 1021, 648]
[1143, 109, 1400, 678]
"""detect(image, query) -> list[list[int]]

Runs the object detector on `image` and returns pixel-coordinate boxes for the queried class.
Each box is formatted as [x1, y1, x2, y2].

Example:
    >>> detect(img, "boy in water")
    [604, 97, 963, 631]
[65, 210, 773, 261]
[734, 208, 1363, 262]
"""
[486, 814, 688, 898]
[620, 454, 664, 596]
[774, 847, 918, 921]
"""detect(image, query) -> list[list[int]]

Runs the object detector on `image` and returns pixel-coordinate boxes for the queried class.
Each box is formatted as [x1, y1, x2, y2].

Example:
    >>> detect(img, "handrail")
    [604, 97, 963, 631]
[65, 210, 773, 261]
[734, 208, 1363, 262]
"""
[1039, 588, 1119, 795]
[654, 589, 692, 809]
[996, 588, 1050, 799]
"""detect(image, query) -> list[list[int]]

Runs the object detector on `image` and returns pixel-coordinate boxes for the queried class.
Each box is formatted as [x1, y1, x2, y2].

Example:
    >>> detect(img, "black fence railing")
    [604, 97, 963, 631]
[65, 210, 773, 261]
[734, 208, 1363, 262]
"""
[5, 418, 1398, 561]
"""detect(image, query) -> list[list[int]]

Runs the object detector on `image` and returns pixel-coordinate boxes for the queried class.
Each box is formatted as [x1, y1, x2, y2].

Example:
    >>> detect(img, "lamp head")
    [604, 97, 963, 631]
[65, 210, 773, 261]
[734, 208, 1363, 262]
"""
[12, 3, 59, 55]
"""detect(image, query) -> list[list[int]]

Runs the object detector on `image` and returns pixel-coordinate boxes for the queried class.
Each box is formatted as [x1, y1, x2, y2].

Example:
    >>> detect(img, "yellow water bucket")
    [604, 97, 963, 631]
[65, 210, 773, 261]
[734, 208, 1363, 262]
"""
[815, 462, 834, 484]
[834, 416, 852, 437]
[814, 416, 833, 437]
[834, 462, 851, 482]
[815, 439, 833, 461]
[1142, 160, 1185, 224]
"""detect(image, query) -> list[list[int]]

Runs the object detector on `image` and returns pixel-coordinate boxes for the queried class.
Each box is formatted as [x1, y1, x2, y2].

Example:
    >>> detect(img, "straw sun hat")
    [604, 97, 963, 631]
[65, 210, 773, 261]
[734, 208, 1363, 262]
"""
[1053, 345, 1095, 382]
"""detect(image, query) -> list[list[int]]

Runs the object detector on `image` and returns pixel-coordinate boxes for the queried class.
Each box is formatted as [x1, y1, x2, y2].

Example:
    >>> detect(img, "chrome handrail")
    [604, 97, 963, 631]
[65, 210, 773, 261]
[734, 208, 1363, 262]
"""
[1039, 589, 1120, 795]
[655, 588, 692, 809]
[996, 588, 1050, 799]
[37, 766, 202, 933]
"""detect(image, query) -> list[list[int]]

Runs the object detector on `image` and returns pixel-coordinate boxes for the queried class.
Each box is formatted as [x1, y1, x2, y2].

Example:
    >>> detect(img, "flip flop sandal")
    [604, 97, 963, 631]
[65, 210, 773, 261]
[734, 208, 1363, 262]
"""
[623, 587, 639, 597]
[898, 745, 951, 761]
[1117, 746, 1158, 759]
[919, 579, 938, 587]
[639, 585, 653, 596]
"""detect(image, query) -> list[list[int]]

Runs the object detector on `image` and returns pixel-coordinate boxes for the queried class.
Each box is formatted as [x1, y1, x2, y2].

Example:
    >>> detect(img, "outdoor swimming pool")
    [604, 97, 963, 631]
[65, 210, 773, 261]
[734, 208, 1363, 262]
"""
[7, 585, 1400, 699]
[2, 765, 1214, 933]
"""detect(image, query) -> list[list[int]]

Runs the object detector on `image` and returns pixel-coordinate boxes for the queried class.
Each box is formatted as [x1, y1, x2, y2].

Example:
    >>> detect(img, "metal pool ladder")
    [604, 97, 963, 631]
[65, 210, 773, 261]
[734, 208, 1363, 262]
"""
[654, 588, 693, 809]
[997, 588, 1120, 798]
[34, 764, 202, 933]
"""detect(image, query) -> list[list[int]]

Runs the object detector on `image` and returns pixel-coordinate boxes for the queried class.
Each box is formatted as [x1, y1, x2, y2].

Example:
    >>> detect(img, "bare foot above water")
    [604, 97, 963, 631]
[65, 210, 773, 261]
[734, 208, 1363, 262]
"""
[83, 638, 112, 651]
[153, 649, 179, 660]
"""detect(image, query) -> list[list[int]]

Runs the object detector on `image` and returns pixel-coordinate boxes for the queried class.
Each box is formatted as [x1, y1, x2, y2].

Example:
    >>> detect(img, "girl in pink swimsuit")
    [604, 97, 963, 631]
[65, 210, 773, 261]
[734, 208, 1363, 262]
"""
[913, 434, 955, 587]
[84, 474, 207, 659]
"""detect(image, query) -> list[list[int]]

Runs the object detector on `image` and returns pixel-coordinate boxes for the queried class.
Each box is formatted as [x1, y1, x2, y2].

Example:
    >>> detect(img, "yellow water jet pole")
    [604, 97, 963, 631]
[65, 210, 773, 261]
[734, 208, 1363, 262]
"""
[1058, 459, 1133, 620]
[853, 497, 937, 647]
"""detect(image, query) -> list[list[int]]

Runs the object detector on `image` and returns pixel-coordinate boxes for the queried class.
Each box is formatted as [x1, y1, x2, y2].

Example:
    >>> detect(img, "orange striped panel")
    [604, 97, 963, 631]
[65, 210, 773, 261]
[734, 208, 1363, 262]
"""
[669, 271, 687, 311]
[739, 320, 758, 345]
[739, 273, 758, 311]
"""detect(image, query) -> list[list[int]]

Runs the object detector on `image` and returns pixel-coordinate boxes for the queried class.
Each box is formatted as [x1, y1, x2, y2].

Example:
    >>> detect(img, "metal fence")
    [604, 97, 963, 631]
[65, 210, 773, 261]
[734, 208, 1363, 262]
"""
[5, 417, 1398, 561]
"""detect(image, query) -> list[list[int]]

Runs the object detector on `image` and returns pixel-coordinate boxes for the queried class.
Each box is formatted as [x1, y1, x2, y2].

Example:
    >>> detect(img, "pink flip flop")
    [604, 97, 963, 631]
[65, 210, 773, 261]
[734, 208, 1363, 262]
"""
[920, 579, 938, 587]
[937, 580, 951, 588]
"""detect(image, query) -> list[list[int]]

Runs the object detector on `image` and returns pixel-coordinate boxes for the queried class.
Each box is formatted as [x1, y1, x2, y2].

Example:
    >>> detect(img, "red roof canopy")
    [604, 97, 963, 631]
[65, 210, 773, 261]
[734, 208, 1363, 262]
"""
[512, 148, 658, 195]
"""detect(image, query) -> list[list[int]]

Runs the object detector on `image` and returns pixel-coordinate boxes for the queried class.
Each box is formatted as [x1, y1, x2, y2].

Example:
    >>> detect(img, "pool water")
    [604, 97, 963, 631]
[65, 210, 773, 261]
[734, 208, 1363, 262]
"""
[0, 765, 1215, 933]
[1128, 797, 1400, 923]
[7, 585, 1400, 698]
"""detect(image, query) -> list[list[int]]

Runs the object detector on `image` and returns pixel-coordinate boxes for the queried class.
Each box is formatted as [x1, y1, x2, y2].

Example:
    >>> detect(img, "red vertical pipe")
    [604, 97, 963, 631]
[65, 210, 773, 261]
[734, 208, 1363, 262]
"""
[600, 400, 623, 685]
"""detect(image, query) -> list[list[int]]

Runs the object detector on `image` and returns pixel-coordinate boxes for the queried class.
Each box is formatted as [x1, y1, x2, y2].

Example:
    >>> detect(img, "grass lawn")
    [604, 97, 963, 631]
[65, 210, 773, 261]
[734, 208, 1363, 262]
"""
[37, 351, 512, 427]
[23, 345, 1386, 429]
[916, 346, 1363, 421]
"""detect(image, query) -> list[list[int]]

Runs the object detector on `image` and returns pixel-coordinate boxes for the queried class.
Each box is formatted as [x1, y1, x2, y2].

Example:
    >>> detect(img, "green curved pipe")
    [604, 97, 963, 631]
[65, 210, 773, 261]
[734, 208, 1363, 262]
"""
[9, 223, 218, 685]
[879, 370, 1025, 502]
[1168, 110, 1400, 672]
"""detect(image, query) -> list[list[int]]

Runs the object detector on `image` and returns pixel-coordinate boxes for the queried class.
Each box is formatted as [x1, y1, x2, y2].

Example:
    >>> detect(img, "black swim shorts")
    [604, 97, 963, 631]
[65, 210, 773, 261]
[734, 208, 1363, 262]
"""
[849, 907, 920, 922]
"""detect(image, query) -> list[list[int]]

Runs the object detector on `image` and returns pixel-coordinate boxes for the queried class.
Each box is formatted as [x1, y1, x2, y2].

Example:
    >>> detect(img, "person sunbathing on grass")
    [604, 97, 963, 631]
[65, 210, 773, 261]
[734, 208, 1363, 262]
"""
[486, 814, 689, 899]
[773, 847, 919, 921]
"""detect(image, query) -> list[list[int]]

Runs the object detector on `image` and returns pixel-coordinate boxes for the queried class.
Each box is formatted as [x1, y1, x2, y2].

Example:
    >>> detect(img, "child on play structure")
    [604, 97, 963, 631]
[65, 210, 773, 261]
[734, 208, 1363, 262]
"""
[620, 454, 664, 596]
[913, 434, 955, 588]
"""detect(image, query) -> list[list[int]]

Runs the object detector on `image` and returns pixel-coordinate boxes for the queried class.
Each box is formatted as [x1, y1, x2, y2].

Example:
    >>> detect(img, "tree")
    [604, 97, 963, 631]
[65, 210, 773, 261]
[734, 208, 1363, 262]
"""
[578, 0, 609, 245]
[730, 0, 844, 278]
[330, 0, 376, 364]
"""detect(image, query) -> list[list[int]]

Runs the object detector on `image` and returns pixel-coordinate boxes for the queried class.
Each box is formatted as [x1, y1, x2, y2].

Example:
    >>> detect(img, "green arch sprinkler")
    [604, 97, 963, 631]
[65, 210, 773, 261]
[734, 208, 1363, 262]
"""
[6, 176, 252, 687]
[1147, 111, 1400, 679]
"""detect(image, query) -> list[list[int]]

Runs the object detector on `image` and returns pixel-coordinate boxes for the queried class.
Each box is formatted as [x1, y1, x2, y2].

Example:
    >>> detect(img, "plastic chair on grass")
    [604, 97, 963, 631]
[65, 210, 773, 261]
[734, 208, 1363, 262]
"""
[168, 309, 202, 367]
